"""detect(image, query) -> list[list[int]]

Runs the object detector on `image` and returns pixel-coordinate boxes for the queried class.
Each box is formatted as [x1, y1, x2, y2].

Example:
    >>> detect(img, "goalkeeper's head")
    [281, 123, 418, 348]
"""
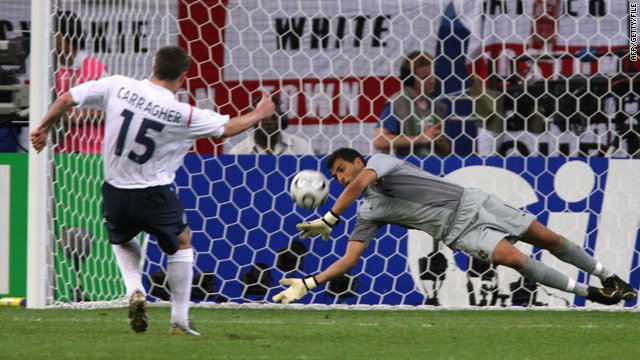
[153, 46, 192, 85]
[326, 148, 367, 186]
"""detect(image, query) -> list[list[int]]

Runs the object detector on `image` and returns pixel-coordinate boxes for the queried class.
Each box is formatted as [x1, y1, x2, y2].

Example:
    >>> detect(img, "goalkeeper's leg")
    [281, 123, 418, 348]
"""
[492, 239, 622, 305]
[523, 221, 635, 300]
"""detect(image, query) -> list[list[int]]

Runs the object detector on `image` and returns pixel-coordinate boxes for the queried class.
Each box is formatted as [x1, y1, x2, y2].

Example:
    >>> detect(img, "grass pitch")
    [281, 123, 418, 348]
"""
[1, 306, 639, 359]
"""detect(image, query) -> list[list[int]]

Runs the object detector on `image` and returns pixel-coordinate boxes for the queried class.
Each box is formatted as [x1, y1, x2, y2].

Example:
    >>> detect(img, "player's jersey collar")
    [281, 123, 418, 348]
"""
[141, 79, 175, 98]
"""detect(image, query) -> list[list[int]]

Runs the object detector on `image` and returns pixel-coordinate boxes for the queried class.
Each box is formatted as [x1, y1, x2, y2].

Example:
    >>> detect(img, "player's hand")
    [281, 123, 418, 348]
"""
[30, 125, 50, 153]
[272, 276, 318, 304]
[296, 211, 340, 241]
[254, 90, 275, 119]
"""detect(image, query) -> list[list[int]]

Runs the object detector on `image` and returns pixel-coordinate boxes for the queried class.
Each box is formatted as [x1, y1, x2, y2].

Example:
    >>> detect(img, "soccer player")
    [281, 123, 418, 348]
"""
[31, 46, 276, 336]
[273, 148, 637, 306]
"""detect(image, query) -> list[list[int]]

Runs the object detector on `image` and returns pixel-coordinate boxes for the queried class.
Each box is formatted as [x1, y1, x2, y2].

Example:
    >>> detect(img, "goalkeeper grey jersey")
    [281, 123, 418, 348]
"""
[351, 154, 485, 247]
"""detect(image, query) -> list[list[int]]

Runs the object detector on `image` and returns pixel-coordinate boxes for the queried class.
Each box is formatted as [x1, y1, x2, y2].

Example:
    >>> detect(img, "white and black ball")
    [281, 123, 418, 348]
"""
[289, 170, 330, 209]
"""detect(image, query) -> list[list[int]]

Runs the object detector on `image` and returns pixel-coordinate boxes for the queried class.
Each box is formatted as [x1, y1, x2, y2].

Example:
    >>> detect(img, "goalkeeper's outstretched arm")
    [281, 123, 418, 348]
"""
[272, 240, 366, 304]
[315, 240, 366, 284]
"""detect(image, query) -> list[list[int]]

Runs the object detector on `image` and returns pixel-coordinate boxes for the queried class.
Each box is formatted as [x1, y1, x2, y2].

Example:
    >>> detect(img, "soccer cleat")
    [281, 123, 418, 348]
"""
[171, 321, 201, 336]
[586, 286, 622, 305]
[602, 275, 637, 301]
[128, 290, 148, 333]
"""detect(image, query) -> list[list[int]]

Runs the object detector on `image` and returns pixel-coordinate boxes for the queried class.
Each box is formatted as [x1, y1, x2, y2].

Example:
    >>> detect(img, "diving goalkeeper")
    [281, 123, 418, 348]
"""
[273, 148, 636, 305]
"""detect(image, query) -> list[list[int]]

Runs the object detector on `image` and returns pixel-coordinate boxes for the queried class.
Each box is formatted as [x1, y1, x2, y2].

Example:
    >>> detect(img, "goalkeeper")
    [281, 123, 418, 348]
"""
[273, 147, 636, 305]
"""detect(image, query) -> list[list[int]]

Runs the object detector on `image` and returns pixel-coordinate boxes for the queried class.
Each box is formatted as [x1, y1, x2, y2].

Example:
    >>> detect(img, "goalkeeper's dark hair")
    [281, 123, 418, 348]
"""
[327, 148, 366, 170]
[55, 10, 85, 50]
[153, 46, 191, 81]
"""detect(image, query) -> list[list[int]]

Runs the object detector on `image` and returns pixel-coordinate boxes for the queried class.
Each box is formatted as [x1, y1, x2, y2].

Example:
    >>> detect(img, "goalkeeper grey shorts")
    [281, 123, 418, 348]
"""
[101, 181, 187, 255]
[450, 193, 535, 262]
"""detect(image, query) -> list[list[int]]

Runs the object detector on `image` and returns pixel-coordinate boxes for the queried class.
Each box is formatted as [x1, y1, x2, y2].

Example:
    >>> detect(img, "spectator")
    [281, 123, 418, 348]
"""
[229, 96, 313, 155]
[55, 10, 108, 154]
[374, 51, 450, 156]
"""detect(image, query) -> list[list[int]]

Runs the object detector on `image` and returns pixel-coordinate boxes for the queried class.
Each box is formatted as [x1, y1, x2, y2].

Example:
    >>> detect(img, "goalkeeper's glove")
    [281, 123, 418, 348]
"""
[296, 211, 340, 241]
[272, 276, 318, 304]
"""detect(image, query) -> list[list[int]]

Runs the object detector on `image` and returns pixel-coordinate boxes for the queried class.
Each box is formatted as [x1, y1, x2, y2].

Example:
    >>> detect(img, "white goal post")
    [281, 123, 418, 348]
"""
[25, 0, 639, 310]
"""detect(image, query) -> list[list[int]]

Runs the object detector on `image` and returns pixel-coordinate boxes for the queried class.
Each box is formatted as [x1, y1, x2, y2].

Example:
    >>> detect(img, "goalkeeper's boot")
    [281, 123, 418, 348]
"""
[602, 275, 637, 301]
[171, 320, 201, 336]
[586, 286, 622, 305]
[128, 290, 148, 333]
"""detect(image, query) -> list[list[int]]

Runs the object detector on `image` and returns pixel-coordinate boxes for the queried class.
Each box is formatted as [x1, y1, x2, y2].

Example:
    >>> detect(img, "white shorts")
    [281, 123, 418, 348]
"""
[450, 194, 536, 262]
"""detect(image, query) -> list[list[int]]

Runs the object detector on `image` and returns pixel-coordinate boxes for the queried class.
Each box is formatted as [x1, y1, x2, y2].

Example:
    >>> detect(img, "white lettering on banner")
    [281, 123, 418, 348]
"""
[280, 85, 300, 115]
[0, 165, 10, 294]
[339, 82, 360, 117]
[303, 83, 335, 118]
[223, 0, 440, 80]
[227, 80, 361, 121]
[406, 161, 640, 308]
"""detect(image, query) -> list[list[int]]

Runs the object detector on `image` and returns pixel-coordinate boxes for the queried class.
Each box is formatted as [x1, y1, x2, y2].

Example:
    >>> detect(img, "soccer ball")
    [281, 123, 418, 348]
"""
[289, 170, 330, 209]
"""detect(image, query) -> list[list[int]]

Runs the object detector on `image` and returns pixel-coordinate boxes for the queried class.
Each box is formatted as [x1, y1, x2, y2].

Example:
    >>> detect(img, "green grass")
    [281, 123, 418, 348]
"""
[1, 307, 639, 359]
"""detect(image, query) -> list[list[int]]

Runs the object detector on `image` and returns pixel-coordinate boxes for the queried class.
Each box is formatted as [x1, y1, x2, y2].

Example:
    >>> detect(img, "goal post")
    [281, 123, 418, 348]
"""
[26, 0, 639, 309]
[26, 0, 51, 309]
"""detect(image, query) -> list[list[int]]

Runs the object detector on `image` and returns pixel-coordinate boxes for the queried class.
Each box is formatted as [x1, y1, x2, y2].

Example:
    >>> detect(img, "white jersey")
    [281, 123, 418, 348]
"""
[69, 75, 229, 188]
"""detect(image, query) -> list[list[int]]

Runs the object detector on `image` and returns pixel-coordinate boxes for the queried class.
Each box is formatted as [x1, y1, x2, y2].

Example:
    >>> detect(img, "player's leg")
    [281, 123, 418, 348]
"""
[455, 224, 622, 305]
[491, 239, 622, 305]
[491, 239, 585, 297]
[166, 227, 200, 336]
[101, 182, 147, 333]
[112, 238, 144, 296]
[111, 238, 147, 333]
[143, 185, 200, 336]
[521, 220, 636, 300]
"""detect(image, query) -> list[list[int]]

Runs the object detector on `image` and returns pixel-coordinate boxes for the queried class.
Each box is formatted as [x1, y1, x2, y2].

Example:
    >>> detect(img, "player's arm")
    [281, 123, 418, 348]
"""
[331, 168, 377, 215]
[220, 91, 275, 138]
[273, 240, 367, 304]
[31, 92, 77, 153]
[315, 240, 367, 284]
[296, 168, 378, 241]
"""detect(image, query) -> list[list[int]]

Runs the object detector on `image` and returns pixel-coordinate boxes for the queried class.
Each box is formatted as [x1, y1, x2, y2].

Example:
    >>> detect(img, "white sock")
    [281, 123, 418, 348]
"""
[167, 248, 194, 324]
[112, 240, 144, 297]
[590, 262, 614, 282]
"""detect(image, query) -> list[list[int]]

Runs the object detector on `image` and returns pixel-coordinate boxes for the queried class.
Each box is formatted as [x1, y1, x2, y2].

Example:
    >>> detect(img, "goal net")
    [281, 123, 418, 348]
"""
[29, 0, 638, 309]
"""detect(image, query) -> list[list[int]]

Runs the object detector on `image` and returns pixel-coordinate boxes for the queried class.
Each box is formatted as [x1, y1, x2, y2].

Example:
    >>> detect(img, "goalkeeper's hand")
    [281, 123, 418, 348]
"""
[272, 276, 318, 304]
[296, 211, 340, 241]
